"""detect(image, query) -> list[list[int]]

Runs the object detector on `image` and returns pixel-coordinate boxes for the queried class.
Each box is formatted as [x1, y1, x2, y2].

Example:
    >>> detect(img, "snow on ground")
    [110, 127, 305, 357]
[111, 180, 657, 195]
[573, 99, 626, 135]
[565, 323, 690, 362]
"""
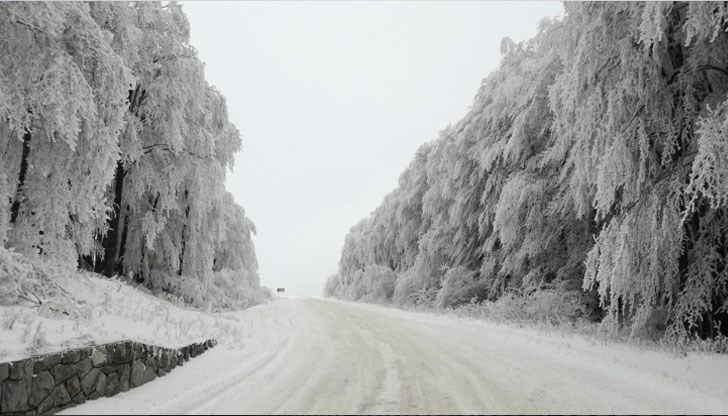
[0, 271, 247, 362]
[62, 298, 728, 415]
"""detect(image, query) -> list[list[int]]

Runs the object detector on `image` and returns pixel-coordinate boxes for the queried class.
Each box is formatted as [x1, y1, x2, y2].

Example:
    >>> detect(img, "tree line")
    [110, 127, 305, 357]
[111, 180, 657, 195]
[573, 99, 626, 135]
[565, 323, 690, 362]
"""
[0, 2, 263, 309]
[326, 2, 728, 339]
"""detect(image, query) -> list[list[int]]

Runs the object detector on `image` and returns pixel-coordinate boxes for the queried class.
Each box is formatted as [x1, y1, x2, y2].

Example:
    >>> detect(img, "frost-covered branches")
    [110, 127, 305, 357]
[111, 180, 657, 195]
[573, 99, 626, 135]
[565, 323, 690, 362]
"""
[0, 2, 261, 310]
[0, 2, 131, 260]
[329, 2, 728, 339]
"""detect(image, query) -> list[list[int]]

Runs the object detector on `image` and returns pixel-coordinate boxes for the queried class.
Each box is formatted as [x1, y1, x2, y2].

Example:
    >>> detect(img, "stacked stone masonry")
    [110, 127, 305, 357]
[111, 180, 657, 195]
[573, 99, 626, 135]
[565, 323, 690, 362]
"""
[0, 339, 217, 415]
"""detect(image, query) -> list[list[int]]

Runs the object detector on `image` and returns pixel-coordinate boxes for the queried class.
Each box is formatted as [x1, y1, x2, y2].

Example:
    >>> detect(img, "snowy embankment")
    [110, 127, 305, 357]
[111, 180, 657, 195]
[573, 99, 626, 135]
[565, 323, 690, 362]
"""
[0, 271, 246, 363]
[63, 298, 728, 415]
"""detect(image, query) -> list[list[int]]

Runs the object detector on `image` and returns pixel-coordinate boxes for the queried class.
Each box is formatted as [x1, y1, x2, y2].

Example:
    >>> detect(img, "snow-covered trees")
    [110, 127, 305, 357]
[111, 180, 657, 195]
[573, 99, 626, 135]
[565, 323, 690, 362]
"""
[1, 2, 261, 310]
[0, 3, 131, 261]
[328, 2, 728, 339]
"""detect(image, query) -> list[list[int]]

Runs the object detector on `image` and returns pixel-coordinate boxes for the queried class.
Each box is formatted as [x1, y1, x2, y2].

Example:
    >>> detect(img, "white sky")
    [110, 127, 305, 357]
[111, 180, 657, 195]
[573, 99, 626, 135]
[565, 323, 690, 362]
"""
[182, 1, 564, 297]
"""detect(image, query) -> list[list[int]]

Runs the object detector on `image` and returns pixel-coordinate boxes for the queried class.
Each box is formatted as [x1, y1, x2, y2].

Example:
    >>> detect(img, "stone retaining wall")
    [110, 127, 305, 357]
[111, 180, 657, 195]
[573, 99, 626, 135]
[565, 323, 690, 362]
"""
[0, 339, 217, 415]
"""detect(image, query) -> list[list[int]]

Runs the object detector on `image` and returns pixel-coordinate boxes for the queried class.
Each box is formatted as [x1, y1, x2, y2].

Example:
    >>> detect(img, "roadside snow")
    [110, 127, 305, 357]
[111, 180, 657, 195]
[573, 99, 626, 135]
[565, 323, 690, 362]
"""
[0, 271, 246, 362]
[62, 298, 728, 415]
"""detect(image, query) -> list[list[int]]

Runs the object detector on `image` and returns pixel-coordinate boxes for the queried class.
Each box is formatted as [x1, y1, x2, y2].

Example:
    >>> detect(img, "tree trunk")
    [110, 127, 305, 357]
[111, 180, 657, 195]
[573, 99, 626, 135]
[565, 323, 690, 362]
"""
[102, 161, 126, 277]
[10, 130, 31, 223]
[178, 190, 190, 276]
[100, 85, 146, 278]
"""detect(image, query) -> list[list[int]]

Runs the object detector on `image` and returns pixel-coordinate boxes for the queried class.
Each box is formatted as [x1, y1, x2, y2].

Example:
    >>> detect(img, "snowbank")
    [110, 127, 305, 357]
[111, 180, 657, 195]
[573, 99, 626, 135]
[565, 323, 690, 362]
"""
[0, 270, 247, 363]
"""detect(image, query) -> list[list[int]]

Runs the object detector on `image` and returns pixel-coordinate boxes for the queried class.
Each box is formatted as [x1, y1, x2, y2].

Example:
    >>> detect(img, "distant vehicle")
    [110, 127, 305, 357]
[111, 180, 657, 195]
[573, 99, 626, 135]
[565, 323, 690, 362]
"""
[277, 288, 285, 293]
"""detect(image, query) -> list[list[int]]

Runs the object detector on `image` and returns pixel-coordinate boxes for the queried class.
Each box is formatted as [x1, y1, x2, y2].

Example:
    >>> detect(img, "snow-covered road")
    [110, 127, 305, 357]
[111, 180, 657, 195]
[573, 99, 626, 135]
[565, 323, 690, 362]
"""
[63, 298, 728, 415]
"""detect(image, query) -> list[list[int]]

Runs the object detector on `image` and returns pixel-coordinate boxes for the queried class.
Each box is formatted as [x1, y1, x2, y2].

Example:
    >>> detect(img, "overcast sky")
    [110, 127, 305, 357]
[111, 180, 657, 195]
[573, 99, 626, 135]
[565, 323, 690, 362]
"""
[182, 1, 564, 297]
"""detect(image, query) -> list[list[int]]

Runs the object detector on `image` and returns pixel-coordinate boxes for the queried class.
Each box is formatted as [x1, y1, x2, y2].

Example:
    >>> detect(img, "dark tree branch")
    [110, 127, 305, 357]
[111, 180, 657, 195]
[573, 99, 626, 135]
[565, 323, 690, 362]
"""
[697, 64, 728, 77]
[12, 19, 49, 36]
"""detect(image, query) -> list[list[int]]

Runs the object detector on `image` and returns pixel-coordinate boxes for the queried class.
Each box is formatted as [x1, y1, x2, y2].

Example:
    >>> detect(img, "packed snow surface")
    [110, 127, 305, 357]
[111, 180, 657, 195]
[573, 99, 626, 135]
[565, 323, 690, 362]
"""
[63, 298, 728, 415]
